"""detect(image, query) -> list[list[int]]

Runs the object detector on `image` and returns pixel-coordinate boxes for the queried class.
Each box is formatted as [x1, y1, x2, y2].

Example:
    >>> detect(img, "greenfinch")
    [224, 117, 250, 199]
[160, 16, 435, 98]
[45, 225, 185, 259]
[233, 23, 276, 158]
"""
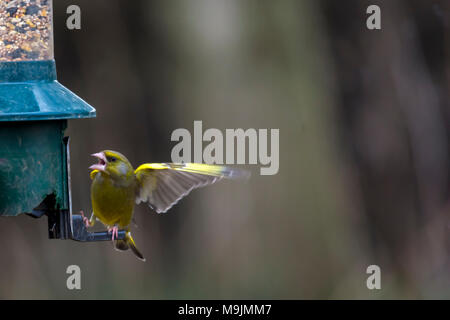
[83, 150, 247, 261]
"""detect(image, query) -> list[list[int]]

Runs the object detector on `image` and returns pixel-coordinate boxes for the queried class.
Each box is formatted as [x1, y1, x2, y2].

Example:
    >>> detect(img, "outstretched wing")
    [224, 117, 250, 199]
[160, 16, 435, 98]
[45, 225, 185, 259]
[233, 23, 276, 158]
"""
[134, 163, 249, 213]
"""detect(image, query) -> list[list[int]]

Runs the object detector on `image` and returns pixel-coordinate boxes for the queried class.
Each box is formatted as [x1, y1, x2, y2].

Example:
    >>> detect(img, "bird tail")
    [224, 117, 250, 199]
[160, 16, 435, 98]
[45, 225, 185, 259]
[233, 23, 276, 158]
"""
[115, 232, 146, 262]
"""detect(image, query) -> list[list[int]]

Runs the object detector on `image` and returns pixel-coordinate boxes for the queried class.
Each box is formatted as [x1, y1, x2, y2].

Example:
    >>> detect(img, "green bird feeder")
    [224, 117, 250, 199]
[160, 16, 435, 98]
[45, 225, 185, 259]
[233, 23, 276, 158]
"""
[0, 0, 124, 241]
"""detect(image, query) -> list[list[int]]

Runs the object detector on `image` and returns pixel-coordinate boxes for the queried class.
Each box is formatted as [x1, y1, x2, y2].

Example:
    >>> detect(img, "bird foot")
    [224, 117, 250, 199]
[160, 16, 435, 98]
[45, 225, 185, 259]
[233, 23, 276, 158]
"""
[107, 226, 119, 241]
[80, 210, 90, 228]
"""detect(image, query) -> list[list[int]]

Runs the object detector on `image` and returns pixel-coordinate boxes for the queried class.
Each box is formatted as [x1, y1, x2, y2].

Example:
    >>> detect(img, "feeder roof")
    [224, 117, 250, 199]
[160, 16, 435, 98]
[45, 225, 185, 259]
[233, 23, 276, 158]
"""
[0, 60, 96, 121]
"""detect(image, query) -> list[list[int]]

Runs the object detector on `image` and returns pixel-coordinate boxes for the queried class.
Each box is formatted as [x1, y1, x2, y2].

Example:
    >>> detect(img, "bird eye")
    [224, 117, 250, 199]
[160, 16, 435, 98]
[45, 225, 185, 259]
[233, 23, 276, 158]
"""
[108, 157, 117, 162]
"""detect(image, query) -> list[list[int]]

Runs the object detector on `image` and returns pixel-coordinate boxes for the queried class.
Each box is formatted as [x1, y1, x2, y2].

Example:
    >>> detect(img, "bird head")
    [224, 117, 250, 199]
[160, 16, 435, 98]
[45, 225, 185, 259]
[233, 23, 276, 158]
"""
[89, 150, 134, 180]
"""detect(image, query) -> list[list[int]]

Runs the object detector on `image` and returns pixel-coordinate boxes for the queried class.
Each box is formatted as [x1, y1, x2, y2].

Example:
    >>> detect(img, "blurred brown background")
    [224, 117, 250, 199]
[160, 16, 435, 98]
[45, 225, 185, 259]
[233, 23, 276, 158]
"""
[0, 0, 449, 299]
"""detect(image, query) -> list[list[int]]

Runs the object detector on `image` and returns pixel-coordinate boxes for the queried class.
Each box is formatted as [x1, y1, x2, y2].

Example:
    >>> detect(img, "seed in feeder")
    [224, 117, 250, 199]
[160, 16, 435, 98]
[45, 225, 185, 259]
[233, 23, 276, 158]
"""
[25, 50, 39, 59]
[0, 0, 53, 61]
[16, 7, 25, 18]
[16, 26, 26, 34]
[10, 48, 24, 59]
[7, 7, 18, 17]
[25, 19, 35, 28]
[26, 4, 40, 15]
[20, 43, 31, 52]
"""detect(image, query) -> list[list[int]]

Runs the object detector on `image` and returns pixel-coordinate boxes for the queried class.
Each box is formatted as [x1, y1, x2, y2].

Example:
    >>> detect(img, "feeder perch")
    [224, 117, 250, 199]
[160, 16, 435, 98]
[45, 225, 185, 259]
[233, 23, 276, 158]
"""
[0, 0, 125, 241]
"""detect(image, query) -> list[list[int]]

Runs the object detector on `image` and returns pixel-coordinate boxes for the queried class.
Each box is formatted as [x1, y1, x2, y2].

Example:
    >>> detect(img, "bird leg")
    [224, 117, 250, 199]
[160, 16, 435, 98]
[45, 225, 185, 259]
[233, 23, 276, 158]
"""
[107, 225, 119, 241]
[80, 210, 95, 228]
[80, 210, 90, 228]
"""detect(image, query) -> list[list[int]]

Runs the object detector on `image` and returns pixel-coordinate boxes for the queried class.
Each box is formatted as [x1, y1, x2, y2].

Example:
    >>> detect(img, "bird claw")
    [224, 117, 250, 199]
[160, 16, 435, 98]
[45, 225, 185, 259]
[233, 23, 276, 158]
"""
[80, 210, 90, 228]
[108, 226, 119, 241]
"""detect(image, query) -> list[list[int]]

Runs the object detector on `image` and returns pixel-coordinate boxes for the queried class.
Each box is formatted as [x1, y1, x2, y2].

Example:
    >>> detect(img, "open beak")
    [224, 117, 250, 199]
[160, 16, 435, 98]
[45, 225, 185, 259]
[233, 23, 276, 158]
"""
[89, 152, 107, 172]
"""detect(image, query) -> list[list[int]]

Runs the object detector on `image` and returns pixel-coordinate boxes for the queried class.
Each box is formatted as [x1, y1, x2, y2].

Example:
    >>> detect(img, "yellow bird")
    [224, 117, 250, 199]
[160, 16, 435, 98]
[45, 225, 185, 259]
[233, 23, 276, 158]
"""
[82, 150, 248, 261]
